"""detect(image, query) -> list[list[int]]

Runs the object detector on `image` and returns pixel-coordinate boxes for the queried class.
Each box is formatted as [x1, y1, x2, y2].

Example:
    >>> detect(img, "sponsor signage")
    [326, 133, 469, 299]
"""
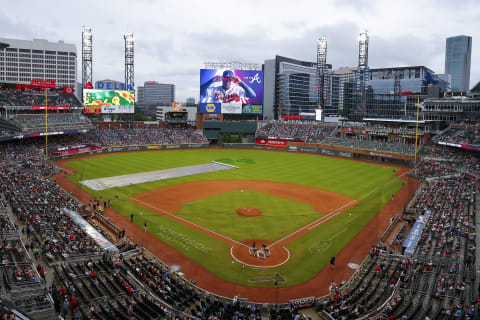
[200, 103, 221, 114]
[256, 138, 287, 149]
[83, 106, 102, 114]
[173, 102, 183, 111]
[242, 104, 263, 114]
[95, 80, 133, 91]
[31, 78, 56, 88]
[33, 106, 70, 110]
[101, 105, 134, 113]
[281, 115, 302, 121]
[200, 69, 263, 114]
[0, 81, 73, 94]
[83, 90, 135, 111]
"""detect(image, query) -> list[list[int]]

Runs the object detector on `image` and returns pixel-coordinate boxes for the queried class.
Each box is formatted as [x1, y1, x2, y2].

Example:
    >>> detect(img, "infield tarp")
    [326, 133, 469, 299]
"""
[80, 161, 238, 191]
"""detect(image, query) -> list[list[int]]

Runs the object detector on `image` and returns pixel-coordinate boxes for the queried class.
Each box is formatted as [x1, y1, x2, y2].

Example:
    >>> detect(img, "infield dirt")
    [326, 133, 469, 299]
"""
[54, 153, 419, 303]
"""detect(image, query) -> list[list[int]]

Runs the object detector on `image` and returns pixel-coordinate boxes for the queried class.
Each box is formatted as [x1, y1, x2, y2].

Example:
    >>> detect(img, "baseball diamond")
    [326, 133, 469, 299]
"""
[54, 148, 414, 300]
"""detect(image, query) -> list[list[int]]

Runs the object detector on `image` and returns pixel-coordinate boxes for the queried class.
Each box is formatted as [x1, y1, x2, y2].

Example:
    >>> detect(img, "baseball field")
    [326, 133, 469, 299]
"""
[61, 148, 404, 290]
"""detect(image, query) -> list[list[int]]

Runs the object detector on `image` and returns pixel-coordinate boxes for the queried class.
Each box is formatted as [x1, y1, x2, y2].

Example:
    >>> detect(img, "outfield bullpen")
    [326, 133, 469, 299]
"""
[55, 148, 411, 300]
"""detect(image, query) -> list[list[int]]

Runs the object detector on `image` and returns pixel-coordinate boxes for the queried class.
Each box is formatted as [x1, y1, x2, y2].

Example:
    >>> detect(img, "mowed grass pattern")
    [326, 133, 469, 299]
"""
[175, 190, 323, 241]
[66, 149, 404, 287]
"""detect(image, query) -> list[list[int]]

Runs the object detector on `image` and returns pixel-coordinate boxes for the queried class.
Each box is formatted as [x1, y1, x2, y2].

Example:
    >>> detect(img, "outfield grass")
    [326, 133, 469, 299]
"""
[65, 149, 404, 287]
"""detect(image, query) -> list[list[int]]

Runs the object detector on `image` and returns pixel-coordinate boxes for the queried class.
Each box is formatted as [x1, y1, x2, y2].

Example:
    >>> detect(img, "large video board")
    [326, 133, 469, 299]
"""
[200, 69, 263, 114]
[83, 90, 135, 113]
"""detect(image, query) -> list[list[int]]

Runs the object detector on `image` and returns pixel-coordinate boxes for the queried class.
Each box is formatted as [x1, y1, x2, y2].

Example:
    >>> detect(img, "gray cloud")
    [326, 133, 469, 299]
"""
[0, 0, 479, 101]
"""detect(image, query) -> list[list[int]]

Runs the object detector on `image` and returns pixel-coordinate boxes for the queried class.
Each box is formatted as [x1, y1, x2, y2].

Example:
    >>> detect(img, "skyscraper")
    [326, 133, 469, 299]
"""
[445, 35, 472, 92]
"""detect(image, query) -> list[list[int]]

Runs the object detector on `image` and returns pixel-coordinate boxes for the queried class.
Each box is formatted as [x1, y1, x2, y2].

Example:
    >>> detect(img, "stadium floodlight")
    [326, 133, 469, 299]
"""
[82, 26, 93, 91]
[124, 33, 134, 92]
[358, 31, 368, 42]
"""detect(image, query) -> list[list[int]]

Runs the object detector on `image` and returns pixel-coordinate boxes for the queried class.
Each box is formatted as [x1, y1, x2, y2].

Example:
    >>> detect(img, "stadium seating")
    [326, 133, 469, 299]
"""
[321, 136, 417, 155]
[91, 127, 208, 146]
[433, 126, 480, 147]
[256, 123, 336, 142]
[0, 129, 479, 319]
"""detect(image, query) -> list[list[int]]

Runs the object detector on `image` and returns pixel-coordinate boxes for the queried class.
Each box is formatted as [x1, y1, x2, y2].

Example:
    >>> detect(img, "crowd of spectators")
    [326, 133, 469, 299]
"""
[13, 112, 93, 132]
[256, 123, 336, 142]
[1, 128, 479, 319]
[90, 127, 208, 146]
[415, 145, 480, 178]
[0, 88, 82, 109]
[321, 136, 417, 155]
[319, 168, 478, 319]
[433, 126, 480, 147]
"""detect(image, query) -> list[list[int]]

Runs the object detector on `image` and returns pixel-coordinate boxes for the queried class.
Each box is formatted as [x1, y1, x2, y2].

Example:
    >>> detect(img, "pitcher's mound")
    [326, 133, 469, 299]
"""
[236, 208, 262, 217]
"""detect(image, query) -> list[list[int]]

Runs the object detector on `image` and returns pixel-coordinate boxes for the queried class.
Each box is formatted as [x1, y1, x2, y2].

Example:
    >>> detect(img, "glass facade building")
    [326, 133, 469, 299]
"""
[343, 66, 448, 120]
[275, 56, 318, 119]
[445, 35, 472, 92]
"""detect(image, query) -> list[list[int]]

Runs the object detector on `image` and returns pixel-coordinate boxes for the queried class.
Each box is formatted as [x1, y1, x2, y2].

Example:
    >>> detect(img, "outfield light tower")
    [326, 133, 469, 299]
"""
[124, 33, 134, 91]
[82, 27, 93, 94]
[316, 36, 327, 120]
[356, 31, 369, 119]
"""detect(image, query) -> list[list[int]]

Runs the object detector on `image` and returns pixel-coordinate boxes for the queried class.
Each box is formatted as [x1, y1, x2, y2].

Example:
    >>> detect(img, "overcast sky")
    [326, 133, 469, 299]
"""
[1, 0, 479, 101]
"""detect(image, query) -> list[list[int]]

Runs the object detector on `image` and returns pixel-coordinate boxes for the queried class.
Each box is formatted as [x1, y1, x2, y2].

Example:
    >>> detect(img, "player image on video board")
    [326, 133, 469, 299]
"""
[200, 69, 263, 114]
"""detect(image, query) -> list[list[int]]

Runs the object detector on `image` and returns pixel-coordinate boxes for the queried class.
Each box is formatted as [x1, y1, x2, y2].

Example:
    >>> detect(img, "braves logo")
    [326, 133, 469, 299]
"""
[245, 73, 261, 84]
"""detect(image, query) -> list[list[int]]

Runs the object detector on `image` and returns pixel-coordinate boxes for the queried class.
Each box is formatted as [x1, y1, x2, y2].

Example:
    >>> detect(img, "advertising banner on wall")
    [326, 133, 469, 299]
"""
[200, 103, 221, 114]
[83, 90, 135, 109]
[200, 69, 263, 113]
[256, 138, 287, 149]
[242, 104, 263, 114]
[101, 105, 134, 113]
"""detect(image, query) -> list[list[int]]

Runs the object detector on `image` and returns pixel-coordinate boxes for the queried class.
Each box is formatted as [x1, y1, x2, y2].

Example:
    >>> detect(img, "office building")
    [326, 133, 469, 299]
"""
[445, 35, 472, 92]
[343, 66, 449, 120]
[263, 56, 321, 120]
[136, 81, 175, 117]
[0, 37, 76, 87]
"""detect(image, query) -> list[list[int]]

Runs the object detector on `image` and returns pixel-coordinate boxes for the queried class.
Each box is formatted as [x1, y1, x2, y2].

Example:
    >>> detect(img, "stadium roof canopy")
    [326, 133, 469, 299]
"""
[0, 42, 9, 49]
[363, 118, 428, 124]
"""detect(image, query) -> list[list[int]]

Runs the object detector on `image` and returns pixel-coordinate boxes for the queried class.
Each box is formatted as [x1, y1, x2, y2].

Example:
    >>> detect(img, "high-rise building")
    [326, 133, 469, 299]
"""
[0, 37, 77, 87]
[263, 56, 321, 120]
[445, 35, 472, 92]
[143, 81, 175, 105]
[343, 66, 449, 120]
[136, 81, 175, 117]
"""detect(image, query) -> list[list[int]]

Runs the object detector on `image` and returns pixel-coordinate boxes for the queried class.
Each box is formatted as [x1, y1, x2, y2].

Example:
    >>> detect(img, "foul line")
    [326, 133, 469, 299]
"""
[268, 199, 358, 248]
[131, 198, 249, 248]
[230, 246, 291, 268]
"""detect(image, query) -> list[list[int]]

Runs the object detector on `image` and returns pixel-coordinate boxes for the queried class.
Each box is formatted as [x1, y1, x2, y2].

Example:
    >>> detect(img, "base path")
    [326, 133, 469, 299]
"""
[54, 154, 419, 303]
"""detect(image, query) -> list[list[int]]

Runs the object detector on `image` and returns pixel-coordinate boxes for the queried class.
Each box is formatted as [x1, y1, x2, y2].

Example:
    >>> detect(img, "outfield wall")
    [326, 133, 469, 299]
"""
[51, 143, 210, 160]
[222, 142, 414, 166]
